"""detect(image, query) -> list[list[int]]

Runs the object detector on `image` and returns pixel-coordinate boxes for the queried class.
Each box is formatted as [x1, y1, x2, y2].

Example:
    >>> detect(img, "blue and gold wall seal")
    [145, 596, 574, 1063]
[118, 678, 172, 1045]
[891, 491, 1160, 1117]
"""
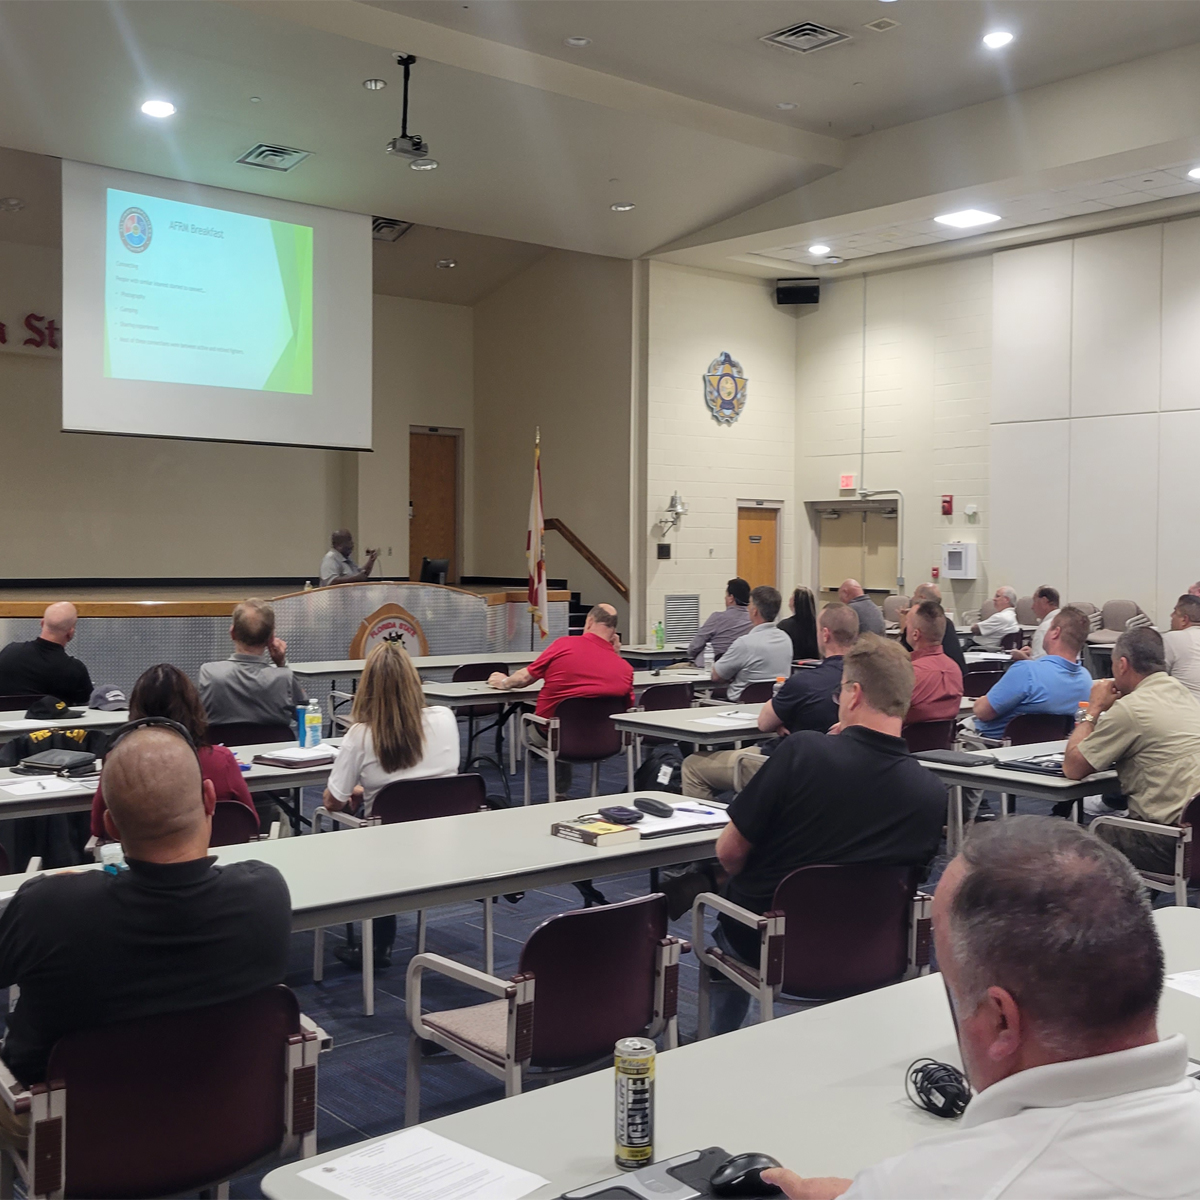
[703, 352, 747, 425]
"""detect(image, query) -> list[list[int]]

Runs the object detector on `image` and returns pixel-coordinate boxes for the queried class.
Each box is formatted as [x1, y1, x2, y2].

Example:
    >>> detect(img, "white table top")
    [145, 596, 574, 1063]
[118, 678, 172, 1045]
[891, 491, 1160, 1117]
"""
[422, 670, 716, 708]
[0, 708, 129, 745]
[291, 652, 544, 680]
[612, 703, 768, 748]
[620, 644, 690, 662]
[963, 651, 1011, 665]
[263, 907, 1200, 1200]
[919, 739, 1120, 799]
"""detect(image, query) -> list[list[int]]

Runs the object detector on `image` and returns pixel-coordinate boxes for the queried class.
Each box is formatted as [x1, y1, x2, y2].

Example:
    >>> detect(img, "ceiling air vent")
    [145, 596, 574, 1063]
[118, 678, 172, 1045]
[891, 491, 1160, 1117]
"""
[372, 217, 414, 242]
[236, 143, 311, 172]
[761, 21, 851, 54]
[864, 17, 899, 32]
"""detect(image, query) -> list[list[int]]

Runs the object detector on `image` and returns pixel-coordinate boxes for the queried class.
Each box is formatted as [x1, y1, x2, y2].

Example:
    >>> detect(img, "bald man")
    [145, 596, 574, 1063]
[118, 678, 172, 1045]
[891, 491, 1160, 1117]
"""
[319, 529, 378, 586]
[838, 579, 885, 636]
[0, 726, 290, 1085]
[0, 602, 92, 705]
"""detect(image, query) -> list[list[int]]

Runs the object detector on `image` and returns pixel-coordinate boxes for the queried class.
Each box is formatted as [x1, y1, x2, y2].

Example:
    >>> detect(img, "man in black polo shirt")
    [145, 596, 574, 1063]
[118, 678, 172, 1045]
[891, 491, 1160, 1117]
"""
[707, 633, 946, 1034]
[0, 603, 93, 706]
[0, 725, 291, 1091]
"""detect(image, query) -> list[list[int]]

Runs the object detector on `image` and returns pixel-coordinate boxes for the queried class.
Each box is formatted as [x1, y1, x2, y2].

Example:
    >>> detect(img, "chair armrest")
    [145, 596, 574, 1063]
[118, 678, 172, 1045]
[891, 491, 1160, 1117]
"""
[692, 890, 763, 930]
[691, 892, 783, 997]
[406, 952, 515, 1039]
[313, 806, 368, 833]
[520, 712, 551, 728]
[0, 1055, 28, 1114]
[266, 821, 282, 840]
[299, 1013, 333, 1053]
[1090, 815, 1185, 841]
[25, 857, 42, 875]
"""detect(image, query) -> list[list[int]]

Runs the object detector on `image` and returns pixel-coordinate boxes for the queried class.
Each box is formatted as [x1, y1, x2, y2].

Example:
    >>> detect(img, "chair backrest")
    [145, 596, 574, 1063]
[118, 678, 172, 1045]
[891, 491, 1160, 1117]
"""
[373, 773, 487, 824]
[420, 557, 450, 584]
[639, 682, 694, 712]
[1101, 599, 1140, 631]
[1000, 630, 1024, 651]
[46, 985, 299, 1199]
[1002, 712, 1077, 745]
[979, 598, 997, 621]
[209, 723, 293, 748]
[1067, 600, 1098, 617]
[901, 719, 956, 753]
[881, 595, 909, 624]
[773, 865, 919, 1000]
[1014, 596, 1038, 626]
[451, 662, 508, 683]
[209, 801, 262, 847]
[0, 844, 10, 876]
[519, 893, 667, 1068]
[1183, 794, 1200, 886]
[553, 695, 629, 761]
[0, 694, 42, 711]
[738, 680, 777, 704]
[961, 668, 1005, 698]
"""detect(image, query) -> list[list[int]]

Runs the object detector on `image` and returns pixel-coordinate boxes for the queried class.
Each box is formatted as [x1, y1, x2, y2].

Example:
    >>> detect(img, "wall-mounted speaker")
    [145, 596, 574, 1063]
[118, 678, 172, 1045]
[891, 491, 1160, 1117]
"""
[776, 277, 820, 306]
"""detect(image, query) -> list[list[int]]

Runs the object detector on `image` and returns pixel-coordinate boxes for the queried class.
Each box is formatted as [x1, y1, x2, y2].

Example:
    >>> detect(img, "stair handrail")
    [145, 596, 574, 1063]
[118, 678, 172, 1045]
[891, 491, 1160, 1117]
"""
[544, 518, 629, 602]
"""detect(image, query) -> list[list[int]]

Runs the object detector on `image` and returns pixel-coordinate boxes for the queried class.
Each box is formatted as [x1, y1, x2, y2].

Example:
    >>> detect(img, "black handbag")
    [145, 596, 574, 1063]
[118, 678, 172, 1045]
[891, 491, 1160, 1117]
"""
[12, 748, 97, 775]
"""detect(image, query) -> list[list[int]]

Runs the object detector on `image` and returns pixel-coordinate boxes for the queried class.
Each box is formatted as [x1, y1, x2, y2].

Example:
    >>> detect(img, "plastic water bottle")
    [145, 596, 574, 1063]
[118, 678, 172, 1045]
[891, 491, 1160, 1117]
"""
[100, 842, 127, 875]
[654, 621, 665, 650]
[703, 644, 715, 673]
[773, 675, 786, 696]
[300, 700, 323, 748]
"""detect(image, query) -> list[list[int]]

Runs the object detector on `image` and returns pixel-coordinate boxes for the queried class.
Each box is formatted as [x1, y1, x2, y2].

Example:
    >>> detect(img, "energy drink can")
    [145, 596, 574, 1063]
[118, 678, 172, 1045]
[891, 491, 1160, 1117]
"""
[614, 1036, 655, 1170]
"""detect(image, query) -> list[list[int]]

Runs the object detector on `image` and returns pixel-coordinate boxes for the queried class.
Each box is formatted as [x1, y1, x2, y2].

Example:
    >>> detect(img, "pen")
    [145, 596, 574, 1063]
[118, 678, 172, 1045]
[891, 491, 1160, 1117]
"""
[676, 804, 718, 815]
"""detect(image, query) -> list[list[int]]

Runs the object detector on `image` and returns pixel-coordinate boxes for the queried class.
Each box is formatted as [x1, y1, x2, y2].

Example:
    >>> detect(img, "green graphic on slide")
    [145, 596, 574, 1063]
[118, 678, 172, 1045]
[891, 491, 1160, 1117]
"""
[264, 220, 313, 394]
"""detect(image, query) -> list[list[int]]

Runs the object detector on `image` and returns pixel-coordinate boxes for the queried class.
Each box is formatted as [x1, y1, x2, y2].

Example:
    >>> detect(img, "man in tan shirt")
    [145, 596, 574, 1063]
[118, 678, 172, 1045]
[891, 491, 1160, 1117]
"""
[1064, 627, 1200, 872]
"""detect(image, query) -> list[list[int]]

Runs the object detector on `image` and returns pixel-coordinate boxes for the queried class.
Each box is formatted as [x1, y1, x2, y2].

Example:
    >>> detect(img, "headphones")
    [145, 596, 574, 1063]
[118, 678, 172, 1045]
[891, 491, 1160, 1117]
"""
[103, 717, 215, 817]
[906, 1058, 972, 1119]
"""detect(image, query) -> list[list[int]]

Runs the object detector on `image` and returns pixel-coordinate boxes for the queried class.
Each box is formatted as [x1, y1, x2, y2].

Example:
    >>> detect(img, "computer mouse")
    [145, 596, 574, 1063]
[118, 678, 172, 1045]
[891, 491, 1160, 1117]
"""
[709, 1152, 783, 1197]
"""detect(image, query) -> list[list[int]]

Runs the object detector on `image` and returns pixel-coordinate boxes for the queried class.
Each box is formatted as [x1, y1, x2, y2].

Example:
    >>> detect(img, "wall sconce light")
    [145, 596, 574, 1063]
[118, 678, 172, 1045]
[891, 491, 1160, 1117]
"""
[662, 492, 688, 530]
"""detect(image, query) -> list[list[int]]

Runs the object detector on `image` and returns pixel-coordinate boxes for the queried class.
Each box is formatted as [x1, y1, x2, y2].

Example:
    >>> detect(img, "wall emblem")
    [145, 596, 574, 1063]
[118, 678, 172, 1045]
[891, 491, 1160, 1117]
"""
[348, 603, 430, 659]
[703, 352, 748, 424]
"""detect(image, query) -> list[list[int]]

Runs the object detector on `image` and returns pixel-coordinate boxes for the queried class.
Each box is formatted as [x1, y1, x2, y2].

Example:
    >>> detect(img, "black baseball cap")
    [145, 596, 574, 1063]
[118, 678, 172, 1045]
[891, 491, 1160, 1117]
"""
[25, 696, 84, 720]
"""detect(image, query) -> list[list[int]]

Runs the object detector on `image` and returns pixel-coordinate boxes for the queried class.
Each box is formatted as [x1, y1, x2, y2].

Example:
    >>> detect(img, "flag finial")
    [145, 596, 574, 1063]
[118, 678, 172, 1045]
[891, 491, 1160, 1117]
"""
[535, 426, 541, 446]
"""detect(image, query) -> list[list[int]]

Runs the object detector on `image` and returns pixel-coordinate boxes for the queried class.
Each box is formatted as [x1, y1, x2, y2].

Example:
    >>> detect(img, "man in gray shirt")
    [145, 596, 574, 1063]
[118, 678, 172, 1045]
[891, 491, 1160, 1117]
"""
[198, 600, 307, 730]
[839, 578, 886, 636]
[688, 578, 751, 665]
[713, 586, 793, 701]
[319, 529, 378, 588]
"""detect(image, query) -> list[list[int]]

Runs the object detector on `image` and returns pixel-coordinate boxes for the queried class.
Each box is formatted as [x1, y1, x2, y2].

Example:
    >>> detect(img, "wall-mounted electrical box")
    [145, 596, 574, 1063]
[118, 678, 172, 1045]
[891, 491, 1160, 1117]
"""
[941, 542, 978, 580]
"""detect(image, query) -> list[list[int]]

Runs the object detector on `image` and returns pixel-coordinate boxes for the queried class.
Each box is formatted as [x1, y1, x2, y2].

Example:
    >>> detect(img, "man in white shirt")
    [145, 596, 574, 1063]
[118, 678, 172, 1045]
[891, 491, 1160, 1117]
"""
[319, 529, 378, 587]
[711, 586, 793, 701]
[1011, 584, 1059, 660]
[763, 816, 1199, 1199]
[1163, 593, 1200, 704]
[971, 585, 1019, 650]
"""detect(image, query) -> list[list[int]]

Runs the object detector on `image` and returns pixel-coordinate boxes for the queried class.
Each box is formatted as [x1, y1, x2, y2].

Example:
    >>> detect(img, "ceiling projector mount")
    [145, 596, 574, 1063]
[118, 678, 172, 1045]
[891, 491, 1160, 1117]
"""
[386, 53, 435, 167]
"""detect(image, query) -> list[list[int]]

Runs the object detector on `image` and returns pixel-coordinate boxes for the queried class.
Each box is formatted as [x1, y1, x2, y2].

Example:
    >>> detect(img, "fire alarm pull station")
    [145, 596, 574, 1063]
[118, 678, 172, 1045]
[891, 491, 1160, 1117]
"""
[941, 495, 953, 516]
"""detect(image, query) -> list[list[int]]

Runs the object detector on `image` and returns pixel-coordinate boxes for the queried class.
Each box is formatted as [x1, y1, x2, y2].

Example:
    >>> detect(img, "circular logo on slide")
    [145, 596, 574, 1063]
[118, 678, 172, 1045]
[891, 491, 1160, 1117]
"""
[118, 207, 153, 253]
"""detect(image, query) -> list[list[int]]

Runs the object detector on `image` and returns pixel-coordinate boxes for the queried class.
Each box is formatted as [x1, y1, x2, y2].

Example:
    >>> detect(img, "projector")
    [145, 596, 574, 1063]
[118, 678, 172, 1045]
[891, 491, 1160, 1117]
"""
[386, 134, 429, 161]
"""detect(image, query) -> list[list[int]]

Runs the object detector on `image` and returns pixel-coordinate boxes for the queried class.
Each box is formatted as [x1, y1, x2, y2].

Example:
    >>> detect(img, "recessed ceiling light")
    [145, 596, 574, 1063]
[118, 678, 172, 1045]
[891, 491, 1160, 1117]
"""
[611, 202, 635, 212]
[436, 259, 457, 269]
[140, 99, 176, 118]
[565, 36, 591, 47]
[808, 243, 831, 255]
[411, 159, 439, 171]
[0, 197, 25, 212]
[363, 78, 387, 90]
[935, 208, 1001, 229]
[249, 96, 262, 104]
[777, 102, 797, 110]
[982, 30, 1013, 49]
[826, 256, 844, 264]
[1188, 167, 1200, 180]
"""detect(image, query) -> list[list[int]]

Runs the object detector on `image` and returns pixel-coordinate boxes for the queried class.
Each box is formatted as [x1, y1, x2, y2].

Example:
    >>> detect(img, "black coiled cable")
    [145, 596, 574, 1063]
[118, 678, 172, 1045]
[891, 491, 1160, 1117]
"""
[906, 1058, 971, 1118]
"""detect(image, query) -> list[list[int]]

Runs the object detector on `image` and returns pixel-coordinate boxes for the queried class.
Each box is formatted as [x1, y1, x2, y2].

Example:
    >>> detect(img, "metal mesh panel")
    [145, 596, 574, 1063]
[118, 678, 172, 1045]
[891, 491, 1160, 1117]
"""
[664, 594, 701, 642]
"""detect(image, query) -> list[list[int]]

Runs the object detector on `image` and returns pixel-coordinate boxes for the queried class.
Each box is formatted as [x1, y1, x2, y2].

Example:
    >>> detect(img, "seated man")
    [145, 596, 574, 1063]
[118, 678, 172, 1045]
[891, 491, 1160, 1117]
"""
[1064, 627, 1200, 873]
[1011, 584, 1060, 660]
[838, 578, 885, 636]
[681, 602, 857, 802]
[707, 634, 946, 1034]
[763, 817, 1197, 1200]
[711, 586, 793, 701]
[198, 599, 307, 730]
[971, 585, 1020, 650]
[971, 606, 1092, 739]
[0, 602, 92, 705]
[319, 528, 378, 587]
[899, 582, 966, 675]
[904, 600, 964, 724]
[1163, 593, 1200, 704]
[489, 603, 633, 798]
[687, 577, 751, 666]
[0, 725, 291, 1092]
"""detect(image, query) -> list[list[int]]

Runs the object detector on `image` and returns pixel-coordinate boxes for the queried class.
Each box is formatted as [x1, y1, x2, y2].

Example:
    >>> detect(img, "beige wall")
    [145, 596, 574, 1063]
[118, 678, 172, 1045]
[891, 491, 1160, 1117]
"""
[472, 250, 634, 626]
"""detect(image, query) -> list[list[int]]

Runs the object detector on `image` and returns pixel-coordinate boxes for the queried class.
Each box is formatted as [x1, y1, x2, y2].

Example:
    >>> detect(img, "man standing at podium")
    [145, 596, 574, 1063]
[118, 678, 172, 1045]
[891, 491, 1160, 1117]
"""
[319, 530, 378, 587]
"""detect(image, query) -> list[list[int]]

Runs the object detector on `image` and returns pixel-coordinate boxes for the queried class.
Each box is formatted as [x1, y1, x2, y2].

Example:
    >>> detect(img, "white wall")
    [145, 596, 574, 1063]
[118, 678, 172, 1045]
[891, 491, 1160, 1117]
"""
[645, 262, 797, 633]
[991, 219, 1200, 622]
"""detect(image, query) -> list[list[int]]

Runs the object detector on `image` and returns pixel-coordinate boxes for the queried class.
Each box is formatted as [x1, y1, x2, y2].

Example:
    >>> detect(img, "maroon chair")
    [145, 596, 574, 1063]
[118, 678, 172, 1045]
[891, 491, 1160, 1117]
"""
[901, 719, 956, 753]
[1000, 630, 1024, 651]
[639, 682, 694, 712]
[208, 723, 303, 834]
[522, 695, 632, 803]
[406, 893, 688, 1121]
[209, 801, 265, 847]
[1092, 793, 1200, 906]
[738, 681, 778, 704]
[1002, 712, 1076, 745]
[962, 668, 1005, 698]
[694, 864, 931, 1037]
[452, 662, 510, 765]
[0, 986, 324, 1199]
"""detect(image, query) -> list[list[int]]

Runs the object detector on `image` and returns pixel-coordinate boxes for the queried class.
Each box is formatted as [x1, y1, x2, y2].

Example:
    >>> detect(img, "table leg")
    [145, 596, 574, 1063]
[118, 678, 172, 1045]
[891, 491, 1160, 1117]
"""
[948, 784, 964, 856]
[484, 899, 495, 976]
[361, 920, 375, 1017]
[1000, 792, 1013, 818]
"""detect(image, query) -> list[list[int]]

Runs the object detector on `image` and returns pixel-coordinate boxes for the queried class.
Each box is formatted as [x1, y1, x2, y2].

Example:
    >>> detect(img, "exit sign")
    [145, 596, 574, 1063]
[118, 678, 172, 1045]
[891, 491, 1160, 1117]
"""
[839, 473, 856, 490]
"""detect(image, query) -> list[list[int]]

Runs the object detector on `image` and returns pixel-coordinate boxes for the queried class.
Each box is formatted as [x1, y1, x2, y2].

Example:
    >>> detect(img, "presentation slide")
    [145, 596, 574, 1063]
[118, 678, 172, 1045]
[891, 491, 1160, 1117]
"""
[62, 161, 372, 450]
[106, 189, 313, 394]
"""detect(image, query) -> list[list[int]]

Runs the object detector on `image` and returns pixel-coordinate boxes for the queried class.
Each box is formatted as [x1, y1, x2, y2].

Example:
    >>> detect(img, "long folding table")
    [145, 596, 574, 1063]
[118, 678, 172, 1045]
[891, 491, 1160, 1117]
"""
[262, 908, 1200, 1199]
[611, 702, 768, 751]
[0, 708, 129, 746]
[291, 652, 544, 684]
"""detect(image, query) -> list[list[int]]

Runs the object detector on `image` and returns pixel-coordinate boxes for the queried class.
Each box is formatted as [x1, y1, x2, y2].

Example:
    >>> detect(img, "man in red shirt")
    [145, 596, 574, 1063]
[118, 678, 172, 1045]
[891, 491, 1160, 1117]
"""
[489, 604, 633, 797]
[905, 600, 964, 725]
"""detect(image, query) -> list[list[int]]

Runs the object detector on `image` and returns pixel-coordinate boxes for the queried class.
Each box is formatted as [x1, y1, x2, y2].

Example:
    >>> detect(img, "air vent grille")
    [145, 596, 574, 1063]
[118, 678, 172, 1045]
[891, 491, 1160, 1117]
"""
[664, 594, 701, 643]
[236, 143, 311, 172]
[761, 21, 851, 54]
[864, 17, 899, 32]
[372, 217, 414, 242]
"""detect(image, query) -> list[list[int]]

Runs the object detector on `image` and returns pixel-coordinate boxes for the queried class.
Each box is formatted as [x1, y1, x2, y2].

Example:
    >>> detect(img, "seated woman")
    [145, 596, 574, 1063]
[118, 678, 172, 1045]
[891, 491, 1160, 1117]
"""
[321, 640, 459, 970]
[91, 663, 257, 842]
[777, 586, 820, 663]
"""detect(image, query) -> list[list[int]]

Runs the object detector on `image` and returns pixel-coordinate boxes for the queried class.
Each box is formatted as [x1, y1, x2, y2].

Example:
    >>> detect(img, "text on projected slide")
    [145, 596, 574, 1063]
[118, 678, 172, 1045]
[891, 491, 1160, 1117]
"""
[105, 188, 313, 394]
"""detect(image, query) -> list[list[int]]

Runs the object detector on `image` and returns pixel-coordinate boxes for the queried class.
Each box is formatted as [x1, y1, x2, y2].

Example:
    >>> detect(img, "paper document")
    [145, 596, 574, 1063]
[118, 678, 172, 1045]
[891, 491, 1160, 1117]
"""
[633, 803, 729, 838]
[298, 1127, 548, 1200]
[0, 778, 89, 798]
[1166, 970, 1200, 1000]
[695, 712, 758, 727]
[253, 744, 339, 763]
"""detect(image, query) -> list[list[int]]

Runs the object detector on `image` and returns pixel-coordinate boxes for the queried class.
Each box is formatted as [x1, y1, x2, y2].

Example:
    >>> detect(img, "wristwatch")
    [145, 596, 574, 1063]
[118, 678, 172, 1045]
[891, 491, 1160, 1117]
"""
[1077, 711, 1097, 726]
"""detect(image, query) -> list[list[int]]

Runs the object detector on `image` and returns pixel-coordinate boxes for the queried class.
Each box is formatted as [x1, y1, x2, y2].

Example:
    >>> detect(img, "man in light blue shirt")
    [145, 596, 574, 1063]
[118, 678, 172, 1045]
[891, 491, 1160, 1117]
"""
[973, 606, 1092, 738]
[712, 586, 793, 701]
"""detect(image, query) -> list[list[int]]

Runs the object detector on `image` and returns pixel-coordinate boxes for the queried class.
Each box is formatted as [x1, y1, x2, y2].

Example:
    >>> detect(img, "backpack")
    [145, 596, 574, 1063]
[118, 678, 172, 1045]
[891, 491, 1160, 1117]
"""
[633, 743, 683, 794]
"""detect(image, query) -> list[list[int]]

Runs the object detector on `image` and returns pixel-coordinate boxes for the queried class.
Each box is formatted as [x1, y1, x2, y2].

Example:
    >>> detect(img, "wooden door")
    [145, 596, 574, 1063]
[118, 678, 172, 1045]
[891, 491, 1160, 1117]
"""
[409, 432, 458, 582]
[737, 507, 778, 590]
[818, 511, 864, 604]
[863, 511, 898, 592]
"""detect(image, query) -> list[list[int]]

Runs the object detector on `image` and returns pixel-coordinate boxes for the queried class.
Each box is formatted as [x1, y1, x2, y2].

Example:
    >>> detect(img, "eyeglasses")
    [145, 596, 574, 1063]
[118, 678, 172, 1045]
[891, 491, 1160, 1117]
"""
[832, 680, 860, 702]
